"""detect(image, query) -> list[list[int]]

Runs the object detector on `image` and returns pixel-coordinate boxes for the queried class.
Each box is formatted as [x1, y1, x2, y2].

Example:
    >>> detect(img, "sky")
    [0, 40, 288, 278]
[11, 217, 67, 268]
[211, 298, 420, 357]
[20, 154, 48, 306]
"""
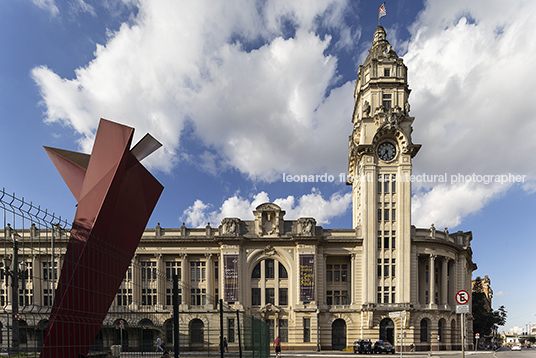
[1, 0, 535, 333]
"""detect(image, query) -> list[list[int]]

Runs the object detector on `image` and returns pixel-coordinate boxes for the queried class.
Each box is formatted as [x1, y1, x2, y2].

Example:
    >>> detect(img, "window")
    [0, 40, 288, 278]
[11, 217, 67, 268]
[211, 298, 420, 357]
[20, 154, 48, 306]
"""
[391, 260, 396, 277]
[279, 263, 288, 278]
[377, 259, 382, 277]
[377, 236, 382, 249]
[326, 290, 348, 305]
[166, 261, 181, 280]
[279, 319, 288, 342]
[43, 289, 52, 306]
[117, 288, 133, 306]
[42, 262, 57, 281]
[166, 288, 182, 306]
[392, 209, 396, 221]
[384, 209, 390, 222]
[384, 175, 390, 193]
[384, 68, 390, 77]
[0, 289, 6, 306]
[228, 318, 235, 342]
[265, 259, 275, 279]
[267, 319, 274, 342]
[19, 289, 33, 306]
[382, 94, 391, 108]
[266, 288, 275, 304]
[327, 264, 347, 282]
[252, 263, 261, 278]
[190, 288, 206, 306]
[279, 288, 288, 306]
[141, 288, 157, 306]
[190, 261, 206, 281]
[252, 288, 261, 306]
[141, 261, 157, 281]
[384, 236, 390, 249]
[391, 174, 396, 193]
[303, 318, 310, 343]
[378, 208, 382, 221]
[215, 261, 219, 281]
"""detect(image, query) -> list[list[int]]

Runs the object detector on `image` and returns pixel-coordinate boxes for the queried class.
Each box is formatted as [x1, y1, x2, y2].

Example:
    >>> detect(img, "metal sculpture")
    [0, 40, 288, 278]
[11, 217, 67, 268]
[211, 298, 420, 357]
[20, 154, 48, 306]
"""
[41, 118, 164, 358]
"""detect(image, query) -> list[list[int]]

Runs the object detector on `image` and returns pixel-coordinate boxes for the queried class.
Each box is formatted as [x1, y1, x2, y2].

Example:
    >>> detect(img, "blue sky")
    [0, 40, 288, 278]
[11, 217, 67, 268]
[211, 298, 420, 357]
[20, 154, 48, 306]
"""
[1, 0, 535, 332]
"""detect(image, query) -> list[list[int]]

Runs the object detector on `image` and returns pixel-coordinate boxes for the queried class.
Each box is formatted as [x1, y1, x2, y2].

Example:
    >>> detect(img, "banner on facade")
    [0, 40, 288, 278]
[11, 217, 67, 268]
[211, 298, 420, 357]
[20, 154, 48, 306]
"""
[299, 254, 315, 301]
[223, 254, 239, 302]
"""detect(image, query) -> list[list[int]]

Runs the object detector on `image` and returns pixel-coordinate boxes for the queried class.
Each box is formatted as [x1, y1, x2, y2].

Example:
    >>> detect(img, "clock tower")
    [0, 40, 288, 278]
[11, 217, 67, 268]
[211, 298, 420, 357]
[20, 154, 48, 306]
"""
[348, 26, 421, 306]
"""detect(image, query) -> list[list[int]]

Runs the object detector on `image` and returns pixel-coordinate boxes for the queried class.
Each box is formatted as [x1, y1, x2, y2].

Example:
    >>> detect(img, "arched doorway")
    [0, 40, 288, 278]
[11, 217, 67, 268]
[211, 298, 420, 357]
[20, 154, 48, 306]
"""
[190, 319, 204, 350]
[140, 319, 154, 352]
[380, 318, 395, 344]
[331, 319, 346, 350]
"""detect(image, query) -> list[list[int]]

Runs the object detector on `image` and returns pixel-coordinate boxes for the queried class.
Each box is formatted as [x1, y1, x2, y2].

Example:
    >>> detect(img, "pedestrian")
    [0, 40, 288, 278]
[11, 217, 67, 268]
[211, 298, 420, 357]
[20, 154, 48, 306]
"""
[274, 336, 281, 358]
[224, 337, 228, 352]
[409, 343, 414, 352]
[162, 350, 171, 357]
[156, 337, 164, 352]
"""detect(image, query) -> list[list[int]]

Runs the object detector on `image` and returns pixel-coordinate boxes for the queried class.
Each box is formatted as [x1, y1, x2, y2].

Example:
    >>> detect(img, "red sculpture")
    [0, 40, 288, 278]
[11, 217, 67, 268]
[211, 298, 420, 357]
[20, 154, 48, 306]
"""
[41, 118, 164, 357]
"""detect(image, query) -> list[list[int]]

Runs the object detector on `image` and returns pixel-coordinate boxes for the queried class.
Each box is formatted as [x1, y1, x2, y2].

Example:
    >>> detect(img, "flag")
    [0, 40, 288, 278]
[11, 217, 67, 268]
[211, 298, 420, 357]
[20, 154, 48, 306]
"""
[379, 2, 387, 19]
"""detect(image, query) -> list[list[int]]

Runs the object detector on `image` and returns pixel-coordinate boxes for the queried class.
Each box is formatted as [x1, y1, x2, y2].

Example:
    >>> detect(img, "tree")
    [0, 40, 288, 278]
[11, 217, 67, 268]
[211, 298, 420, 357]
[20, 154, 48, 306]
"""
[472, 277, 507, 337]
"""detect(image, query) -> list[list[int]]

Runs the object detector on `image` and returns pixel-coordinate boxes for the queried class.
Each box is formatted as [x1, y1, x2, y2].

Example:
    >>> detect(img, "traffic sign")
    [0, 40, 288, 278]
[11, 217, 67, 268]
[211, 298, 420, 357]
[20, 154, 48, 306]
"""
[456, 305, 470, 314]
[14, 313, 22, 321]
[389, 311, 403, 318]
[475, 333, 480, 339]
[455, 290, 470, 305]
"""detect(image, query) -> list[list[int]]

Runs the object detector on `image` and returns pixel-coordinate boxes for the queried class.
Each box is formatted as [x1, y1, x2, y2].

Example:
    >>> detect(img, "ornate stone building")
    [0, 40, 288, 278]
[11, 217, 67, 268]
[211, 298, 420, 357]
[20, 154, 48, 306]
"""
[1, 26, 476, 352]
[117, 26, 476, 351]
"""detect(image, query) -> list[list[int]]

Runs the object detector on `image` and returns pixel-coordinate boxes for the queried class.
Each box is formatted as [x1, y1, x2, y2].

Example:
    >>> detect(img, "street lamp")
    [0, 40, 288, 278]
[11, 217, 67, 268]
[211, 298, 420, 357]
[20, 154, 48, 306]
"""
[4, 235, 28, 354]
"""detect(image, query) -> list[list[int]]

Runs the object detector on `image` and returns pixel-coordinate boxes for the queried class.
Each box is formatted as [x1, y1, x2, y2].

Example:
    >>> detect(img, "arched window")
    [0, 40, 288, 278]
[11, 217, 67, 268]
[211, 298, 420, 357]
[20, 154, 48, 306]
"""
[251, 259, 288, 306]
[190, 319, 204, 344]
[420, 319, 429, 342]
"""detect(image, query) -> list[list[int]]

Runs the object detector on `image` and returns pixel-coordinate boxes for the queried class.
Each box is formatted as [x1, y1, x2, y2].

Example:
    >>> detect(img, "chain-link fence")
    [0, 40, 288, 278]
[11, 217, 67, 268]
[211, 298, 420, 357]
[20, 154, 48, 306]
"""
[1, 188, 269, 357]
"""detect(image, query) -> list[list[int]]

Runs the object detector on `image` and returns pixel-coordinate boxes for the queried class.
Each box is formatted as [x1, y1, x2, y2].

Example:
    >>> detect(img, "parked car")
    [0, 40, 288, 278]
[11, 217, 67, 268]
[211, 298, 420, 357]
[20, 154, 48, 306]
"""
[373, 341, 395, 354]
[353, 340, 373, 354]
[511, 345, 521, 351]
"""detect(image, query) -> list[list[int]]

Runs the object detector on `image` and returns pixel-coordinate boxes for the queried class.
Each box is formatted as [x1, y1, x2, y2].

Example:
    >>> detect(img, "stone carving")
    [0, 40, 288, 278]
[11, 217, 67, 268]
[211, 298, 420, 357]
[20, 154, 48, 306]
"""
[430, 223, 436, 238]
[221, 218, 240, 236]
[363, 100, 371, 116]
[298, 218, 316, 236]
[253, 203, 285, 237]
[263, 245, 276, 256]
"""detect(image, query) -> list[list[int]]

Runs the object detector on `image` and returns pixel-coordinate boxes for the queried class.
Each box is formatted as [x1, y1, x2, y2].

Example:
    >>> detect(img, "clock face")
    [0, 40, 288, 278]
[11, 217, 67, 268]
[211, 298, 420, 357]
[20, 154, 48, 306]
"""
[377, 142, 396, 161]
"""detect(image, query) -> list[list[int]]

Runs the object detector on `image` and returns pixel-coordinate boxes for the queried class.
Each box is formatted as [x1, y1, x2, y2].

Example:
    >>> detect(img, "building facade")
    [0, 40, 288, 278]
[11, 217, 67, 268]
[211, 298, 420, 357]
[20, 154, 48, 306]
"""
[1, 26, 476, 352]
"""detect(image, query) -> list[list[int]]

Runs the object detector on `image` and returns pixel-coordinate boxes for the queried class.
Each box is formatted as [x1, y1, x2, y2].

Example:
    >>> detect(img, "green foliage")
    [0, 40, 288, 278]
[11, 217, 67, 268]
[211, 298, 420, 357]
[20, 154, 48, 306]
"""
[472, 277, 507, 336]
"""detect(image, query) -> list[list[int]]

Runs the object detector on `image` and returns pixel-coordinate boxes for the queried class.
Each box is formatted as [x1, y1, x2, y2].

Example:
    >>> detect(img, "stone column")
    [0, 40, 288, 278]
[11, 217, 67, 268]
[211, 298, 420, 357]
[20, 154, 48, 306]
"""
[429, 254, 436, 305]
[132, 255, 141, 309]
[441, 258, 448, 306]
[351, 252, 357, 305]
[205, 253, 213, 307]
[180, 253, 189, 308]
[32, 255, 41, 306]
[156, 253, 164, 308]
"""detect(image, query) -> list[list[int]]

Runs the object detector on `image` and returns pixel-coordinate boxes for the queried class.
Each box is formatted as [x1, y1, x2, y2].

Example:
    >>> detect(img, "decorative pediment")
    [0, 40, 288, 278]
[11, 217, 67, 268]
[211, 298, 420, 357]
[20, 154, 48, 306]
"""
[253, 203, 285, 237]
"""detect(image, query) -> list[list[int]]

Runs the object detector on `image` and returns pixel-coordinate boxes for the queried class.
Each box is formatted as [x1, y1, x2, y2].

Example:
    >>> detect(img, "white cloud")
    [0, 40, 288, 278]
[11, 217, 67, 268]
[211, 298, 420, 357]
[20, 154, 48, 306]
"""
[31, 0, 59, 17]
[404, 0, 536, 228]
[32, 0, 353, 178]
[181, 189, 351, 228]
[411, 181, 511, 229]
